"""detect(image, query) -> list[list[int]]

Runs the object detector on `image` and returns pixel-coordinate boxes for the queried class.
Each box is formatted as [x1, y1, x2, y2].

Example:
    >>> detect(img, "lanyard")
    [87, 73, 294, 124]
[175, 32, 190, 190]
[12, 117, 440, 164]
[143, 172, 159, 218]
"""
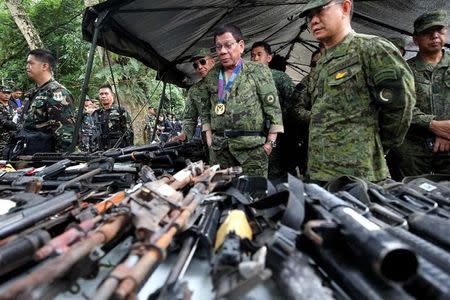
[218, 59, 243, 103]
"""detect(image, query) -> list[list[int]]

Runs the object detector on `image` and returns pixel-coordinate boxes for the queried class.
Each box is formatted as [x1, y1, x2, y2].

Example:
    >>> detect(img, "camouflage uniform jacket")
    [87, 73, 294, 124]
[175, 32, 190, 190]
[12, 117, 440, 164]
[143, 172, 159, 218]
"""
[22, 79, 75, 152]
[93, 106, 134, 150]
[199, 61, 283, 161]
[397, 50, 450, 156]
[271, 69, 294, 118]
[305, 32, 415, 182]
[0, 102, 16, 147]
[80, 111, 101, 152]
[182, 83, 204, 139]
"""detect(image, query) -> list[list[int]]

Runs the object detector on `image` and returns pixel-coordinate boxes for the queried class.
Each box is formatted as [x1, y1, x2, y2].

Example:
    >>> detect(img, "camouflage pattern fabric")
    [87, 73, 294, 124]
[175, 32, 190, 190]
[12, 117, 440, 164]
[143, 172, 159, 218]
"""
[22, 79, 75, 152]
[0, 103, 16, 157]
[268, 69, 295, 179]
[394, 50, 450, 175]
[79, 112, 101, 152]
[143, 114, 156, 143]
[181, 84, 204, 139]
[93, 106, 134, 150]
[304, 32, 415, 182]
[196, 61, 284, 177]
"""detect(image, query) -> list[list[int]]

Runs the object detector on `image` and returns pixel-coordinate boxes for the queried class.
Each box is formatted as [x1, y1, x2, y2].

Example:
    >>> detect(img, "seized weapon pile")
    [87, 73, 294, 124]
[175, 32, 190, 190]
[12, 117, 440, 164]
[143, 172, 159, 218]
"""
[0, 142, 449, 299]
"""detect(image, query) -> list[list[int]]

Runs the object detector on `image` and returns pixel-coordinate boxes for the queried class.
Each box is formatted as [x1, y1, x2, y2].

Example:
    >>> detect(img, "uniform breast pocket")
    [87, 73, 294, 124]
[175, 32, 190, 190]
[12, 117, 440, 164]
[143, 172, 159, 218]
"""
[30, 100, 47, 122]
[328, 64, 361, 88]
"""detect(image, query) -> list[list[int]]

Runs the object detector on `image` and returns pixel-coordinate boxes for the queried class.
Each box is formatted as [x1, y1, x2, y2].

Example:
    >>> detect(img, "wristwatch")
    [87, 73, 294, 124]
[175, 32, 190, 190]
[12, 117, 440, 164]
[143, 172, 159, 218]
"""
[267, 139, 277, 148]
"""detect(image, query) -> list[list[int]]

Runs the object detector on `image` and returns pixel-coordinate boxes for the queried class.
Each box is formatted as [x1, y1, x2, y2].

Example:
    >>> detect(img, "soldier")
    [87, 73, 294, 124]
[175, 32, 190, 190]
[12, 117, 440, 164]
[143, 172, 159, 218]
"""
[93, 84, 134, 150]
[15, 49, 75, 155]
[0, 86, 16, 159]
[299, 0, 415, 183]
[196, 24, 284, 177]
[143, 106, 157, 143]
[394, 10, 450, 177]
[173, 48, 215, 142]
[250, 41, 295, 179]
[79, 98, 100, 152]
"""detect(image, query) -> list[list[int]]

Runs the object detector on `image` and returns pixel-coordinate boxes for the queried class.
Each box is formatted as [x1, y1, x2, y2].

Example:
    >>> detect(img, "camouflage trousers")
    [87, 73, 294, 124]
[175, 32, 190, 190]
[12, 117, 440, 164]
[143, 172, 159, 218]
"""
[390, 150, 450, 178]
[210, 142, 268, 177]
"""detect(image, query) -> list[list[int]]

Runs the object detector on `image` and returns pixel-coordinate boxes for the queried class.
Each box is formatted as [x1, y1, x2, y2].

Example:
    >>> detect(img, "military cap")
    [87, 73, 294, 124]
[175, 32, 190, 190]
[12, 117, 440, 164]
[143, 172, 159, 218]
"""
[414, 10, 448, 34]
[300, 0, 334, 18]
[0, 85, 12, 93]
[190, 48, 212, 62]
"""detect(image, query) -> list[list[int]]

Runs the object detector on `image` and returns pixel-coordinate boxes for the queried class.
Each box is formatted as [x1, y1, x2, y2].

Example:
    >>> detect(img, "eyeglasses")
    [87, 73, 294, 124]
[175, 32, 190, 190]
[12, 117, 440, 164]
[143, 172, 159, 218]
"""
[193, 58, 207, 69]
[306, 1, 342, 23]
[215, 41, 238, 51]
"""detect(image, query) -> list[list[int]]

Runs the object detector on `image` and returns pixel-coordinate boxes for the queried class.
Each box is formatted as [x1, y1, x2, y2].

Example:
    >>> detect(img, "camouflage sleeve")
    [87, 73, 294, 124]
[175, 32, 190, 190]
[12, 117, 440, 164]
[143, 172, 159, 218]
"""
[255, 64, 284, 133]
[291, 76, 312, 124]
[278, 72, 295, 105]
[363, 38, 415, 149]
[48, 88, 76, 152]
[181, 86, 200, 139]
[411, 106, 435, 129]
[191, 81, 211, 132]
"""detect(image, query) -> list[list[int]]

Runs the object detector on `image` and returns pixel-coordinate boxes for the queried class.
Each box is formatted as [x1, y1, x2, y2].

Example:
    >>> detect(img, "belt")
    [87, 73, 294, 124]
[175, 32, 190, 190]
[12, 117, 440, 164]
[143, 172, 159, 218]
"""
[214, 130, 265, 138]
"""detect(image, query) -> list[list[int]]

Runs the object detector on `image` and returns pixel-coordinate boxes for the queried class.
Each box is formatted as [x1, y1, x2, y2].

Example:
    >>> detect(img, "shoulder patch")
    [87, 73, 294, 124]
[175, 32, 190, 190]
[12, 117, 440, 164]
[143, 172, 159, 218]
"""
[373, 69, 398, 85]
[53, 91, 63, 102]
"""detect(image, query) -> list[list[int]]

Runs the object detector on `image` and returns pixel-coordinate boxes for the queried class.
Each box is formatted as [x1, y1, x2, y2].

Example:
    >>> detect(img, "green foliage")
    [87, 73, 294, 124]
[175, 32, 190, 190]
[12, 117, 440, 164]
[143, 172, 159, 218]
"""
[0, 0, 187, 144]
[0, 0, 185, 106]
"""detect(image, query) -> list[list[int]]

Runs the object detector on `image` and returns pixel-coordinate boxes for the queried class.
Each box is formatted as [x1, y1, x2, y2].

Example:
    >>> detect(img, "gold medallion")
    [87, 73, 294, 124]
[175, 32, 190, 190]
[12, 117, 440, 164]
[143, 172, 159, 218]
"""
[215, 103, 226, 115]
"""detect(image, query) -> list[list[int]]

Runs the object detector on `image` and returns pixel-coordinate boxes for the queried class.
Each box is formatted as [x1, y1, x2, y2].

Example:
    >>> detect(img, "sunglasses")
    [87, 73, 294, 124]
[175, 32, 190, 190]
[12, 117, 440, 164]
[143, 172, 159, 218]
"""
[193, 58, 207, 69]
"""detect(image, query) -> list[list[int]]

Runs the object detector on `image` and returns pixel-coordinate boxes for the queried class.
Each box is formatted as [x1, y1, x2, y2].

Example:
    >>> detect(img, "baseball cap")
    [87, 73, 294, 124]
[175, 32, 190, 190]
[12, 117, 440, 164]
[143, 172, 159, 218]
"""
[414, 10, 448, 34]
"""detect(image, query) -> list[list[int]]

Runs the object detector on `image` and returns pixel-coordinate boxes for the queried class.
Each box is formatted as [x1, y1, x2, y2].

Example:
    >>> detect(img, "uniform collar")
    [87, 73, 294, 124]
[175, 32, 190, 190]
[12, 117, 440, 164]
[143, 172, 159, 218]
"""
[412, 49, 450, 71]
[322, 31, 355, 62]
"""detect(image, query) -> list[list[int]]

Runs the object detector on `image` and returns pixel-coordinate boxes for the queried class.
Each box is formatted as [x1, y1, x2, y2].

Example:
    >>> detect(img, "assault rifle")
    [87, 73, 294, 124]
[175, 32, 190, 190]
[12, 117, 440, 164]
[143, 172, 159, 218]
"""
[13, 140, 206, 165]
[0, 191, 127, 279]
[303, 183, 450, 300]
[94, 164, 241, 300]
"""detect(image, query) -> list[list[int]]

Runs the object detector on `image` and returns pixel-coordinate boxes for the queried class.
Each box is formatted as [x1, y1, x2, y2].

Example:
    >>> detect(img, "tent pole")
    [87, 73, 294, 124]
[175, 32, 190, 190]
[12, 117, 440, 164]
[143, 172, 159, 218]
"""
[151, 81, 167, 142]
[69, 15, 104, 152]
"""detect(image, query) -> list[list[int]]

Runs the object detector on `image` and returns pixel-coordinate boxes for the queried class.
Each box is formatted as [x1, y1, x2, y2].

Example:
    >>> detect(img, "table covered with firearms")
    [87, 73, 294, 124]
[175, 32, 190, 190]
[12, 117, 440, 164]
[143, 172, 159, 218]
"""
[0, 140, 449, 300]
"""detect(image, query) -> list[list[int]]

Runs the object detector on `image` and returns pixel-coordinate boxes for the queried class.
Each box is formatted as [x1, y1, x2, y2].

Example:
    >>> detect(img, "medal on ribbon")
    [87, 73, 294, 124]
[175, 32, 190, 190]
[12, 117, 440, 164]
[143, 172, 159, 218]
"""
[217, 59, 242, 115]
[215, 103, 226, 115]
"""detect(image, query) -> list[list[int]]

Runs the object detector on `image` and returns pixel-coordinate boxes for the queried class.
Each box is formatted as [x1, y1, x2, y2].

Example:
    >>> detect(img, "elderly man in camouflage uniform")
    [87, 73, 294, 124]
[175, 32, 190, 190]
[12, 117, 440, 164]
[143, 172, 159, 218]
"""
[174, 48, 215, 142]
[195, 24, 283, 177]
[299, 0, 415, 183]
[0, 86, 17, 158]
[93, 84, 133, 150]
[16, 49, 75, 154]
[394, 10, 450, 176]
[251, 41, 295, 179]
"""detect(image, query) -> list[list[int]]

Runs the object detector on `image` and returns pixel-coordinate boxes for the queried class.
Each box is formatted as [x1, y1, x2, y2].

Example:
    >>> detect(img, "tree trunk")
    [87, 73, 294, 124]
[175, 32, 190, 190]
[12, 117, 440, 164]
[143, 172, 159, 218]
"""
[5, 0, 44, 50]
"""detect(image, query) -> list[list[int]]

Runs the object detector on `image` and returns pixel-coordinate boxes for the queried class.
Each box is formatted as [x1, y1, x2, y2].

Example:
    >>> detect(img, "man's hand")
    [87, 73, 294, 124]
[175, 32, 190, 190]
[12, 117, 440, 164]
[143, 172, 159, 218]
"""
[433, 136, 450, 153]
[430, 120, 450, 140]
[205, 130, 212, 147]
[263, 132, 278, 155]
